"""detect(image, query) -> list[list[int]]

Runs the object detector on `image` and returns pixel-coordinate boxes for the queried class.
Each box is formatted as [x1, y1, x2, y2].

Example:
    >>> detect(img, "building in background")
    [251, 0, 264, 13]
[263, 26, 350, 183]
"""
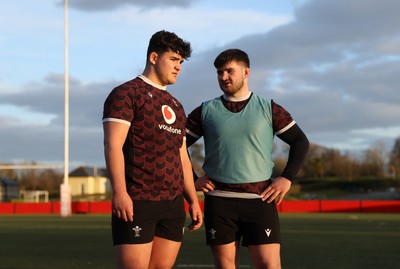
[0, 177, 19, 202]
[69, 166, 109, 198]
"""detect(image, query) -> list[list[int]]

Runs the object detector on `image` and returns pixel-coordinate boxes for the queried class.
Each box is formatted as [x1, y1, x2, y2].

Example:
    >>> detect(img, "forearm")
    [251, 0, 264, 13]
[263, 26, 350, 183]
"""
[278, 125, 309, 181]
[180, 144, 199, 204]
[183, 162, 199, 204]
[104, 145, 127, 195]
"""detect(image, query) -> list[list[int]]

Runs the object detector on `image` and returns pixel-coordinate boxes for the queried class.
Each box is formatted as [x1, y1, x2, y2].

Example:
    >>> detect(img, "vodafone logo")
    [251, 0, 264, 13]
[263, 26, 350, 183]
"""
[161, 105, 176, 124]
[159, 105, 181, 134]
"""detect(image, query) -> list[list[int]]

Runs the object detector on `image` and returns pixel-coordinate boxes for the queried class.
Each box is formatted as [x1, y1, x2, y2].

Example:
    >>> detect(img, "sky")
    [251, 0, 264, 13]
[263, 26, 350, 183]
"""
[1, 0, 400, 170]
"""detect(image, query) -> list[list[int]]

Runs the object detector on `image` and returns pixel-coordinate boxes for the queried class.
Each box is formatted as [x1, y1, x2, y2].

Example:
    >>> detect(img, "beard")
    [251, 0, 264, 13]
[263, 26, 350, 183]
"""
[220, 79, 244, 95]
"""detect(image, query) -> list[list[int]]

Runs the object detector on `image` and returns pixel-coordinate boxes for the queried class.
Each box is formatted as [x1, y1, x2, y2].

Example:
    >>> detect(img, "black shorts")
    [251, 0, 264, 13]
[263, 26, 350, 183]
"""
[112, 195, 186, 245]
[204, 195, 280, 246]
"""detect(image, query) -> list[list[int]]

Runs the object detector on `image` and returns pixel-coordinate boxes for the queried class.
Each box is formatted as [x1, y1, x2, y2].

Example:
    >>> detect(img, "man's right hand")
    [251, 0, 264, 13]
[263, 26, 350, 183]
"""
[195, 175, 216, 193]
[112, 192, 134, 222]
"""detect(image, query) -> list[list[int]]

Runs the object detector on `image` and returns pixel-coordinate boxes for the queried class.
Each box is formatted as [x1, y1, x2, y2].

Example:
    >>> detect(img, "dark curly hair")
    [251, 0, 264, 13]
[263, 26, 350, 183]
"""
[213, 49, 250, 68]
[146, 30, 192, 60]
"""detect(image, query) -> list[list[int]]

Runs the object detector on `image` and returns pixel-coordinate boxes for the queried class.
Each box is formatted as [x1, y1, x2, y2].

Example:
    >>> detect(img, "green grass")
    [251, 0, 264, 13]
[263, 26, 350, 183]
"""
[0, 213, 399, 269]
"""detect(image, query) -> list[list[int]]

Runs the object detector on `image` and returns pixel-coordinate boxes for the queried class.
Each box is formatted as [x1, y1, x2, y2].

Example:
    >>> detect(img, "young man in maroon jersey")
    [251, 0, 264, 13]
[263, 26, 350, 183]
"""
[186, 49, 309, 269]
[103, 30, 203, 269]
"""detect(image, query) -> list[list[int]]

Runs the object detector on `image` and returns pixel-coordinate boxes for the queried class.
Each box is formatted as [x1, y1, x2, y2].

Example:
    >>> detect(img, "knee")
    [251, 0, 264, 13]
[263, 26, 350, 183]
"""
[255, 260, 281, 269]
[213, 257, 237, 269]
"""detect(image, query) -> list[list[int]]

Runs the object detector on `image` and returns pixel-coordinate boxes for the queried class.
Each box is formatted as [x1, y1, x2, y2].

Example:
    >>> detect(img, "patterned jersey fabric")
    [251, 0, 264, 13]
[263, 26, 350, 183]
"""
[103, 76, 186, 201]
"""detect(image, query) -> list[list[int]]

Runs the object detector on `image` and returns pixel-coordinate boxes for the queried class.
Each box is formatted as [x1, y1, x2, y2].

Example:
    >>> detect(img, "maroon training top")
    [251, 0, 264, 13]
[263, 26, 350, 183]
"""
[103, 76, 186, 201]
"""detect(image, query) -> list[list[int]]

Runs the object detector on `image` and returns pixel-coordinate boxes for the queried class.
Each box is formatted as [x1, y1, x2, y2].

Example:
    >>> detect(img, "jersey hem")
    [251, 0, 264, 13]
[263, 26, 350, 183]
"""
[102, 118, 131, 126]
[205, 190, 262, 199]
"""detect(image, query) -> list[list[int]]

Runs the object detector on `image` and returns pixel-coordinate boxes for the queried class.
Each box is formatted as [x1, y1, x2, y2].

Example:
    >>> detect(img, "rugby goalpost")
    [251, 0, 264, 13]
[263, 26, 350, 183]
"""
[20, 190, 49, 203]
[61, 0, 71, 218]
[0, 164, 62, 204]
[0, 0, 72, 217]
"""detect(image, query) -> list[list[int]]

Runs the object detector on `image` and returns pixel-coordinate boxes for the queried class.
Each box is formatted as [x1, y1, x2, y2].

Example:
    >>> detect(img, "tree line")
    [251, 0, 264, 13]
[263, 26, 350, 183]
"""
[190, 136, 400, 182]
[297, 137, 400, 181]
[0, 163, 63, 194]
[1, 137, 399, 194]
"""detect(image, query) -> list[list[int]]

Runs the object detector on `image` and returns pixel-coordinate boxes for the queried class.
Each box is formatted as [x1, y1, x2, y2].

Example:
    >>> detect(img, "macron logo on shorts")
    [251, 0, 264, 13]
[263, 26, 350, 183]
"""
[265, 229, 272, 237]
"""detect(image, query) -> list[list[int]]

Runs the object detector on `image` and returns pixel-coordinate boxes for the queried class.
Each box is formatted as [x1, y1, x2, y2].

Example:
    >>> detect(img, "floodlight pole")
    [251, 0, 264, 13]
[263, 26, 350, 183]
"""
[61, 0, 71, 217]
[64, 0, 69, 186]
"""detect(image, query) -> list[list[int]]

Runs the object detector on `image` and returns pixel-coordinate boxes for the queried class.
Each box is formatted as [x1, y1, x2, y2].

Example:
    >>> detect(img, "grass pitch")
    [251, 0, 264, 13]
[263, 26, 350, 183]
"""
[0, 213, 399, 269]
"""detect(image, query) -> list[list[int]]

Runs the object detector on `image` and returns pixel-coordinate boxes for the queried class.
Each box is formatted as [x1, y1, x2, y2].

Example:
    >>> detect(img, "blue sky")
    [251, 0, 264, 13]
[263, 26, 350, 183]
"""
[1, 0, 400, 169]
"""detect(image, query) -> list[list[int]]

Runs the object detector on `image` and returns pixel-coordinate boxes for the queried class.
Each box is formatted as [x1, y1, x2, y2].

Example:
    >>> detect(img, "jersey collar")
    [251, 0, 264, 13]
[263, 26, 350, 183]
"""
[138, 75, 167, 91]
[223, 91, 252, 102]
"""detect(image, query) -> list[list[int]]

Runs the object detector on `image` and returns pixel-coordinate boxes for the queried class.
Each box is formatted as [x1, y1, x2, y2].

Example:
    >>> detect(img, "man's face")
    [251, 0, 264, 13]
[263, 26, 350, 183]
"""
[153, 50, 184, 86]
[216, 61, 248, 96]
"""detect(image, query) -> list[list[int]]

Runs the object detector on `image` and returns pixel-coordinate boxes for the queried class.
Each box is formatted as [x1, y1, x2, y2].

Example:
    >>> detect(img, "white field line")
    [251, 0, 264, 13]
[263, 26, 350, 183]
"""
[177, 265, 250, 268]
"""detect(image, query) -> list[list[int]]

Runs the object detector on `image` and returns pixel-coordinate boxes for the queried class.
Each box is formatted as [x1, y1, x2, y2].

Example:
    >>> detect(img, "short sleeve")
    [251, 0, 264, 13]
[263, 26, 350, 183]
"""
[102, 84, 134, 126]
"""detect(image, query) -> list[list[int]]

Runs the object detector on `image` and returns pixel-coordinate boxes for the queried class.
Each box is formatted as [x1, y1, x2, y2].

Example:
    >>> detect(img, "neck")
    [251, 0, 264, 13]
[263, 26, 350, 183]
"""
[142, 66, 165, 87]
[223, 91, 251, 102]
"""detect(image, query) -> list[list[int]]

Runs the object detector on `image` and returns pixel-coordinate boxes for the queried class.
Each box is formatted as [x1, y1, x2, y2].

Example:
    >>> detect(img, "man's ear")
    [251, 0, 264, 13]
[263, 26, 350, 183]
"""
[149, 52, 158, 65]
[244, 67, 250, 79]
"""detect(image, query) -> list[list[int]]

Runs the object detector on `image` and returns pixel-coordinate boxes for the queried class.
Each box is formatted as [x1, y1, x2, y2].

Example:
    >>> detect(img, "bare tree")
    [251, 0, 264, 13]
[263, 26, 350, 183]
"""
[302, 144, 327, 178]
[38, 169, 63, 191]
[361, 141, 387, 178]
[342, 151, 361, 182]
[0, 162, 18, 179]
[389, 137, 400, 180]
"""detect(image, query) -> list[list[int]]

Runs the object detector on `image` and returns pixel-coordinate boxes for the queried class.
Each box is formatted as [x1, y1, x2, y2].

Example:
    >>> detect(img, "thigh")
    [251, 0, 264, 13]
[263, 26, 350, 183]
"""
[204, 195, 240, 245]
[149, 236, 182, 269]
[248, 243, 281, 269]
[114, 242, 153, 269]
[239, 199, 281, 246]
[155, 195, 186, 242]
[210, 241, 240, 269]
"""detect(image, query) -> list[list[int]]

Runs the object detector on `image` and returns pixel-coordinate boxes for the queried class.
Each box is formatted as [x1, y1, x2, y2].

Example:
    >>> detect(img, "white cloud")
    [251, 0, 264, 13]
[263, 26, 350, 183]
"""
[64, 0, 200, 11]
[0, 105, 56, 126]
[1, 0, 400, 167]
